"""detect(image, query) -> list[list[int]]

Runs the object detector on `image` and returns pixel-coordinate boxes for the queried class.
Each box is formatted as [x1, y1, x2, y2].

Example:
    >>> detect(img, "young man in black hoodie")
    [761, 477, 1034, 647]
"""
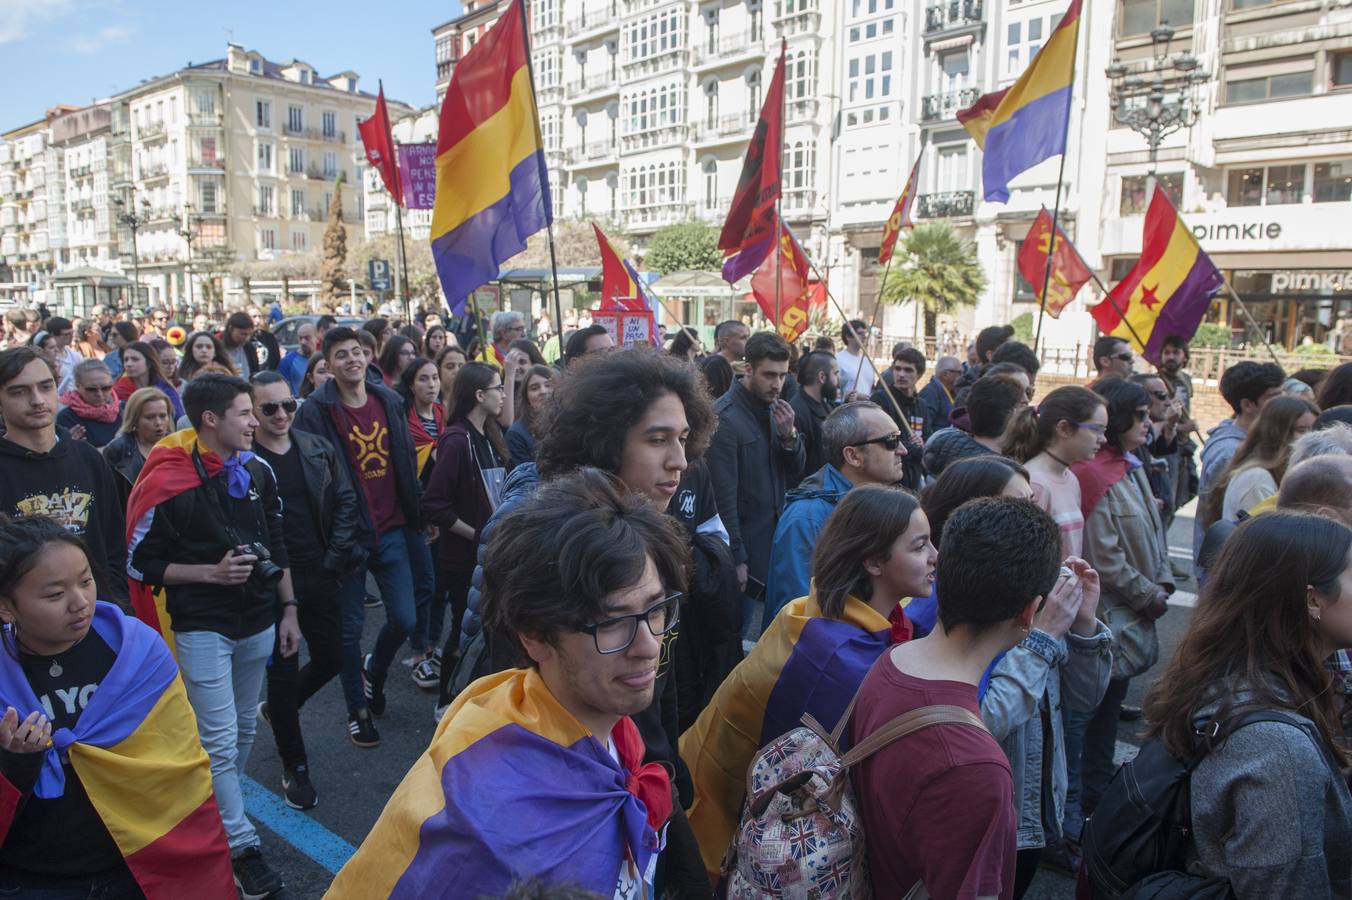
[0, 347, 128, 608]
[871, 344, 932, 490]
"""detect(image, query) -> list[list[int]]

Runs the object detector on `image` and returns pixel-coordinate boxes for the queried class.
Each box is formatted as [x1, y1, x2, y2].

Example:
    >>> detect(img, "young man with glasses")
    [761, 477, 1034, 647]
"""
[250, 372, 365, 809]
[328, 471, 688, 898]
[1092, 336, 1135, 381]
[292, 327, 435, 748]
[57, 359, 123, 447]
[765, 400, 908, 622]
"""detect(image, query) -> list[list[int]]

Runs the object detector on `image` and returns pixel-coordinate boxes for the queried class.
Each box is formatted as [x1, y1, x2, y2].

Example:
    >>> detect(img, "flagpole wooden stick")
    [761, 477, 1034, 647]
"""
[518, 0, 565, 353]
[854, 253, 894, 394]
[1033, 11, 1081, 356]
[393, 201, 412, 324]
[1222, 278, 1283, 365]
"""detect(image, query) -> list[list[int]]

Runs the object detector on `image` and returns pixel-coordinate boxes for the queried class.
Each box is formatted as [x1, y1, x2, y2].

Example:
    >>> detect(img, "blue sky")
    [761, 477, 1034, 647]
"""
[0, 0, 462, 130]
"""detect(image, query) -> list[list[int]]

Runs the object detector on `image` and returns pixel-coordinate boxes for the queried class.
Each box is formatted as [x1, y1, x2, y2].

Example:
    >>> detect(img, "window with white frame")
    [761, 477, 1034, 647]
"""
[322, 151, 337, 178]
[533, 0, 561, 30]
[625, 82, 686, 134]
[290, 188, 305, 217]
[289, 147, 304, 174]
[624, 161, 685, 208]
[195, 91, 215, 115]
[847, 16, 896, 42]
[625, 9, 685, 62]
[787, 50, 816, 101]
[748, 69, 763, 115]
[1006, 17, 1047, 75]
[290, 230, 307, 250]
[199, 182, 218, 213]
[848, 0, 896, 18]
[256, 100, 271, 129]
[704, 81, 719, 126]
[936, 144, 968, 192]
[703, 158, 718, 207]
[847, 51, 894, 102]
[436, 35, 454, 65]
[287, 105, 303, 134]
[257, 141, 273, 173]
[535, 48, 561, 88]
[322, 111, 337, 138]
[785, 141, 815, 189]
[541, 113, 562, 151]
[259, 227, 276, 250]
[257, 185, 275, 216]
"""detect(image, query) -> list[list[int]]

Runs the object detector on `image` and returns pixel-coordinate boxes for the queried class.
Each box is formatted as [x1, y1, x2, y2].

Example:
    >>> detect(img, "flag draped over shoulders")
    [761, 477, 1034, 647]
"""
[680, 592, 895, 876]
[429, 0, 550, 316]
[0, 603, 233, 900]
[326, 667, 665, 899]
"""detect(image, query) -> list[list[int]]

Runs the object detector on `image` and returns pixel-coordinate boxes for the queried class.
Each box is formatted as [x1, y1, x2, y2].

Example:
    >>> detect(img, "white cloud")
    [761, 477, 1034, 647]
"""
[71, 23, 133, 54]
[0, 0, 73, 44]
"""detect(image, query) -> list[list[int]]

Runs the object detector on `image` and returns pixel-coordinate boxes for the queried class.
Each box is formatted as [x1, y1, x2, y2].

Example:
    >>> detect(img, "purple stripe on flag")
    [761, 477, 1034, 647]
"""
[389, 724, 653, 899]
[431, 150, 550, 316]
[980, 85, 1072, 202]
[1142, 252, 1225, 363]
[722, 231, 776, 284]
[760, 618, 890, 750]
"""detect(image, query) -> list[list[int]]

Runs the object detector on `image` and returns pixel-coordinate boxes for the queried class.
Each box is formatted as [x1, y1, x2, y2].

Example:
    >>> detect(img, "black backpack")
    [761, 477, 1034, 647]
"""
[1081, 708, 1334, 899]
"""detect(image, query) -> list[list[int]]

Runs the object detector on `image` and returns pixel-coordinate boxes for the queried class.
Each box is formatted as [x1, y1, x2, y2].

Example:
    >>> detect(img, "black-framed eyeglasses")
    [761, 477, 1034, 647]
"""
[259, 399, 298, 416]
[578, 593, 682, 655]
[851, 432, 903, 451]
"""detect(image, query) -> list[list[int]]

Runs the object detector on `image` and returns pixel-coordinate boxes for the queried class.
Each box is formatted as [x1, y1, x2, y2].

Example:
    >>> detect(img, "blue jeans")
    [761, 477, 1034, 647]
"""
[338, 526, 432, 712]
[175, 626, 274, 852]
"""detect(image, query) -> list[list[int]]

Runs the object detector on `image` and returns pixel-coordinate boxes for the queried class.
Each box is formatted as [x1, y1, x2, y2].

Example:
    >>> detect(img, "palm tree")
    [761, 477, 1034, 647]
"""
[878, 223, 986, 340]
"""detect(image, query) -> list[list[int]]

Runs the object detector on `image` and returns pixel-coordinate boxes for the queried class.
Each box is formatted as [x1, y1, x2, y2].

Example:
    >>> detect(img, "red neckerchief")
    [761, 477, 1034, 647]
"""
[889, 605, 914, 645]
[406, 402, 445, 450]
[1070, 445, 1133, 520]
[610, 716, 672, 832]
[59, 389, 120, 423]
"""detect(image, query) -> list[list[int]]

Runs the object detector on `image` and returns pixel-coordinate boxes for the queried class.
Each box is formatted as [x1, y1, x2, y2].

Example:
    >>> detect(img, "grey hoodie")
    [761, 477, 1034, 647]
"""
[1193, 419, 1246, 561]
[1188, 682, 1352, 898]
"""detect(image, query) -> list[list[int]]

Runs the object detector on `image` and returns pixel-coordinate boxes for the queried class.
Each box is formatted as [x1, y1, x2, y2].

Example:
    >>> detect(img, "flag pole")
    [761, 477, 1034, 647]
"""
[854, 253, 894, 394]
[1032, 10, 1081, 355]
[774, 42, 786, 336]
[375, 78, 413, 325]
[1221, 279, 1283, 365]
[519, 0, 565, 352]
[393, 202, 411, 324]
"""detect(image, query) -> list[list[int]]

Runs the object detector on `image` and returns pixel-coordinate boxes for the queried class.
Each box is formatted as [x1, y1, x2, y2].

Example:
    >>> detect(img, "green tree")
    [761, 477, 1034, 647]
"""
[879, 223, 987, 339]
[1011, 311, 1034, 344]
[644, 222, 722, 275]
[320, 174, 349, 304]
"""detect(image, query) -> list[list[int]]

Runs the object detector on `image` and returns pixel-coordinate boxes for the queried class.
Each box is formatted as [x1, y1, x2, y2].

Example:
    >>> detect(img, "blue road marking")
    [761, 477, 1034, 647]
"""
[242, 775, 357, 875]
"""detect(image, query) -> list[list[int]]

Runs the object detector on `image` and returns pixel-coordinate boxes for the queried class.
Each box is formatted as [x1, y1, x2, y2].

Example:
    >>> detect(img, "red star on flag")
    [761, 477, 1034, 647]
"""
[1139, 284, 1161, 310]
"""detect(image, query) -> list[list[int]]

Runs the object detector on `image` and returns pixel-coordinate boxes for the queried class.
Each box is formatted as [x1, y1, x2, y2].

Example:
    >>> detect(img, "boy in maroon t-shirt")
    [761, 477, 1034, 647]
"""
[853, 497, 1072, 899]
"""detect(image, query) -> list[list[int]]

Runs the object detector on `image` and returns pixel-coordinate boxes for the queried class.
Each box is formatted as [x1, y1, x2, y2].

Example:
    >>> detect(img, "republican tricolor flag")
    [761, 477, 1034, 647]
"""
[1091, 188, 1224, 364]
[878, 153, 923, 265]
[957, 0, 1081, 202]
[594, 223, 660, 345]
[429, 0, 551, 315]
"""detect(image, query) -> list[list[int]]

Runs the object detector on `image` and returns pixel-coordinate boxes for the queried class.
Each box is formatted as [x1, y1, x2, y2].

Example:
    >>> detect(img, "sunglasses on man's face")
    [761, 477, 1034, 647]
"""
[852, 432, 904, 451]
[1114, 352, 1134, 363]
[259, 399, 298, 416]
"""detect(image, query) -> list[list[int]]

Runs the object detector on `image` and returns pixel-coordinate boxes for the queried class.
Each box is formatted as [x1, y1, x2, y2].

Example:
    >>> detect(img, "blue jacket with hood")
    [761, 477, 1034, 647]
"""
[763, 463, 853, 625]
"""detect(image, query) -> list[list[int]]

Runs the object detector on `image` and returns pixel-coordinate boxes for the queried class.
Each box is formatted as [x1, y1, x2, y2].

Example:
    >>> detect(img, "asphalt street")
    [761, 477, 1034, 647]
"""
[243, 500, 1205, 899]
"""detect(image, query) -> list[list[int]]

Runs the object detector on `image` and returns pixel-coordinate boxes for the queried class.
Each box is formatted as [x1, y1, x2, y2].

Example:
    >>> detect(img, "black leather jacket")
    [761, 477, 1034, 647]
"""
[287, 429, 367, 576]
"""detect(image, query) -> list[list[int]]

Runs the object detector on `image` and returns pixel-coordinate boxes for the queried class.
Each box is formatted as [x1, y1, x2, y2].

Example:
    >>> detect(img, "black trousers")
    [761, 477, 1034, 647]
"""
[435, 567, 475, 705]
[266, 567, 343, 769]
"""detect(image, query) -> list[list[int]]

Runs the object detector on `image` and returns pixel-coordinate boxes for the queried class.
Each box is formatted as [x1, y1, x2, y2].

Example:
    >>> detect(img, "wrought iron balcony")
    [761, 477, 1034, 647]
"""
[921, 88, 981, 122]
[138, 120, 167, 141]
[917, 191, 975, 218]
[567, 71, 620, 100]
[924, 0, 983, 35]
[690, 31, 766, 67]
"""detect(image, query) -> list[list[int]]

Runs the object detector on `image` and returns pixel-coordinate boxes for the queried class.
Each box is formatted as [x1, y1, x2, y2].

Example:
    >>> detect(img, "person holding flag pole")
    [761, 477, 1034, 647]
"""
[957, 0, 1083, 353]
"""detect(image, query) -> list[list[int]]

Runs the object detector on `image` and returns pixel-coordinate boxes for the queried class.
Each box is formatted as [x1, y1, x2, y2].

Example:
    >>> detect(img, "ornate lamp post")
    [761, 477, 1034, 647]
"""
[1105, 24, 1210, 193]
[113, 191, 151, 308]
[177, 202, 202, 313]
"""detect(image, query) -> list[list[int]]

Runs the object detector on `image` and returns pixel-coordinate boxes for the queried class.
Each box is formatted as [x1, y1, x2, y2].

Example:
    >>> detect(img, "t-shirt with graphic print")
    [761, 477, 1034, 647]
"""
[0, 629, 126, 883]
[332, 394, 406, 536]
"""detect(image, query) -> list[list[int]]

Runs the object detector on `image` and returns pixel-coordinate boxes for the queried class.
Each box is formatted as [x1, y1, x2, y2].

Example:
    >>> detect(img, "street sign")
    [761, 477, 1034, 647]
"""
[368, 259, 392, 292]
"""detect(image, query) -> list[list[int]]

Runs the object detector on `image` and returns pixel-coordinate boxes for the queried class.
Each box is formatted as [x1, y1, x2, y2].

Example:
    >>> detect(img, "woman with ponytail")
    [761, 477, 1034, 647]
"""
[1007, 386, 1108, 560]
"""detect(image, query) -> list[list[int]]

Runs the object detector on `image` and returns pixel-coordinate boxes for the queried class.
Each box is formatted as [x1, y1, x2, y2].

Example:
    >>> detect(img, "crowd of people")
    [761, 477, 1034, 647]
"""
[2, 299, 1352, 899]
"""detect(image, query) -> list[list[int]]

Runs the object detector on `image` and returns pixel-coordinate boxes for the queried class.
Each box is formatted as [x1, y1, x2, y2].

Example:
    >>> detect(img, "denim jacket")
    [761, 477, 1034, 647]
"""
[981, 623, 1113, 850]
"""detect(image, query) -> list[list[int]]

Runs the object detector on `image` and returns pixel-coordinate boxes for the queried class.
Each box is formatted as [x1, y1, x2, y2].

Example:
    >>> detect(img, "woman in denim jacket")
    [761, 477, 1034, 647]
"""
[981, 561, 1112, 897]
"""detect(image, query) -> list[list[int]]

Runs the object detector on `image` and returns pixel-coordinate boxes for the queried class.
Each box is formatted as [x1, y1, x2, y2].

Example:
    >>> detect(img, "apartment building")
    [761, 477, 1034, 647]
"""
[1099, 0, 1352, 350]
[0, 45, 412, 314]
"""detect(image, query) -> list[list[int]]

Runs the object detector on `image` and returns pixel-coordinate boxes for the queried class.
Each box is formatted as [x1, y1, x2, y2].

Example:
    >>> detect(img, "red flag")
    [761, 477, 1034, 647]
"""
[719, 43, 786, 284]
[358, 83, 402, 204]
[751, 218, 813, 342]
[878, 153, 922, 265]
[1018, 206, 1092, 318]
[593, 223, 644, 312]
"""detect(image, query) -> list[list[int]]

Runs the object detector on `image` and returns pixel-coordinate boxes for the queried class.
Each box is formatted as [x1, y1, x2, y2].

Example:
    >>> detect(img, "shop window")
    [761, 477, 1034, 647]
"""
[1227, 164, 1311, 206]
[1119, 0, 1195, 38]
[1227, 167, 1263, 206]
[1225, 70, 1313, 104]
[1120, 172, 1183, 214]
[1264, 164, 1304, 205]
[1313, 161, 1352, 203]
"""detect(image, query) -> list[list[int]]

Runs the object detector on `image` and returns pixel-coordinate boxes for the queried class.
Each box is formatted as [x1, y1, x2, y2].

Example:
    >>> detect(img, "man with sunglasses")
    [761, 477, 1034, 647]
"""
[250, 372, 365, 810]
[764, 400, 908, 623]
[1092, 336, 1135, 382]
[329, 471, 688, 898]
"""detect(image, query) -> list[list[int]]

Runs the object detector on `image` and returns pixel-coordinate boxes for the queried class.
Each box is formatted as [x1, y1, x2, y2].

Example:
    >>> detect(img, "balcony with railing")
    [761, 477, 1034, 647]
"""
[782, 187, 817, 215]
[284, 125, 347, 144]
[188, 156, 226, 172]
[924, 0, 983, 37]
[567, 140, 619, 167]
[567, 71, 620, 101]
[620, 124, 688, 154]
[138, 120, 167, 141]
[622, 48, 687, 80]
[916, 191, 975, 218]
[691, 31, 766, 69]
[305, 165, 340, 182]
[566, 2, 619, 39]
[620, 201, 692, 230]
[188, 113, 222, 128]
[921, 88, 981, 123]
[70, 197, 96, 212]
[690, 113, 753, 146]
[68, 165, 93, 180]
[139, 162, 169, 181]
[697, 193, 734, 220]
[786, 97, 820, 123]
[774, 1, 821, 36]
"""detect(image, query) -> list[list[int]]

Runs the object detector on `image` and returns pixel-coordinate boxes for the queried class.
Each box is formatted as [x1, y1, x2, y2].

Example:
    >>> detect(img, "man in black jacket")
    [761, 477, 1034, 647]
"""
[250, 371, 365, 810]
[791, 350, 839, 485]
[220, 311, 265, 376]
[706, 331, 805, 642]
[0, 347, 128, 608]
[292, 326, 435, 748]
[871, 344, 932, 490]
[126, 373, 299, 899]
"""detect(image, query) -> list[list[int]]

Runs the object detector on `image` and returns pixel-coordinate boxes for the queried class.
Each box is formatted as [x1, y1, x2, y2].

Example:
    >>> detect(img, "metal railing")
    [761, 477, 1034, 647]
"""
[620, 202, 692, 229]
[620, 124, 688, 153]
[921, 88, 981, 122]
[566, 71, 620, 99]
[691, 113, 753, 143]
[916, 191, 975, 218]
[924, 0, 983, 34]
[138, 120, 167, 140]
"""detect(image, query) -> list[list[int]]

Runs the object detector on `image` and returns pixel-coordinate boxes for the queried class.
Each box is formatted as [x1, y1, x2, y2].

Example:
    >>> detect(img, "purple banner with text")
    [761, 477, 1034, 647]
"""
[398, 144, 437, 210]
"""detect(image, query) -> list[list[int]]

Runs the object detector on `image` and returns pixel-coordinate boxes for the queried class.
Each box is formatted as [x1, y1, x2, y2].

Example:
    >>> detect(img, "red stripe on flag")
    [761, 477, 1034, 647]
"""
[0, 774, 21, 845]
[124, 795, 235, 900]
[435, 0, 530, 153]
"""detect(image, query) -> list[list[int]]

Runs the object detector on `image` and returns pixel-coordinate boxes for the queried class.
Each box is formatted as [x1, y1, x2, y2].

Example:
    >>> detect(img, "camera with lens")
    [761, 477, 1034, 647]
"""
[234, 542, 284, 587]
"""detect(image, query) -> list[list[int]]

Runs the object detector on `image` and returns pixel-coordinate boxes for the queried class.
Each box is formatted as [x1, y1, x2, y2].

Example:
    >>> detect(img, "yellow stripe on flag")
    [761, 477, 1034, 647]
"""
[989, 22, 1078, 129]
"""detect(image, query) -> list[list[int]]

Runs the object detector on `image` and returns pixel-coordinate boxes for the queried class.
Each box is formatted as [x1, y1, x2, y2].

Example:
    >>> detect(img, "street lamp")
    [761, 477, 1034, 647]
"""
[114, 191, 151, 308]
[177, 202, 202, 313]
[1105, 23, 1210, 192]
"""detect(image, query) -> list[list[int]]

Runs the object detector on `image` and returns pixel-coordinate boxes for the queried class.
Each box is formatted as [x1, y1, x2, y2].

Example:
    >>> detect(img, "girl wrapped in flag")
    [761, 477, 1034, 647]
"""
[0, 516, 234, 899]
[680, 485, 937, 880]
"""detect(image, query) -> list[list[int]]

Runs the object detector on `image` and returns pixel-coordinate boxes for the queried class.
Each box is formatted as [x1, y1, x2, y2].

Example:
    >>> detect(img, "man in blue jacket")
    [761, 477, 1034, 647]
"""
[763, 400, 910, 623]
